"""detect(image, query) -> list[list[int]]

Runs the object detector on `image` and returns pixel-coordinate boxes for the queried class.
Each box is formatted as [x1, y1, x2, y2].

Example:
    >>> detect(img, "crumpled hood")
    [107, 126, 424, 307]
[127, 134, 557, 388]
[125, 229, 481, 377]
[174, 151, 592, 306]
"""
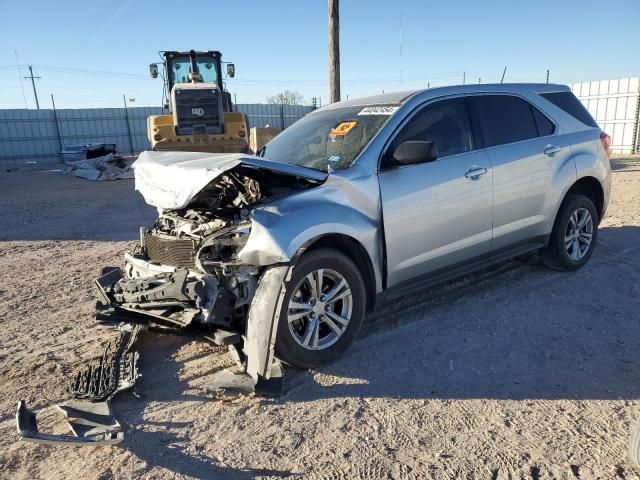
[133, 151, 327, 210]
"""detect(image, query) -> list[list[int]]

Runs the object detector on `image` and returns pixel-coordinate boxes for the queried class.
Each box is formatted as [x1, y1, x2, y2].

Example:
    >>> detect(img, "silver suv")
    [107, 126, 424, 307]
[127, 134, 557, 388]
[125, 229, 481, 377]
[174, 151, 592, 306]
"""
[98, 83, 611, 384]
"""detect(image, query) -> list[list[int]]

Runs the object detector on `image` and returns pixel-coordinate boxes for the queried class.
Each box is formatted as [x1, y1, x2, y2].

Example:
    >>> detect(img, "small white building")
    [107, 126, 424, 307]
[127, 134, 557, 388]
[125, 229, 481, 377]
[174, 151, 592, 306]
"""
[570, 77, 639, 154]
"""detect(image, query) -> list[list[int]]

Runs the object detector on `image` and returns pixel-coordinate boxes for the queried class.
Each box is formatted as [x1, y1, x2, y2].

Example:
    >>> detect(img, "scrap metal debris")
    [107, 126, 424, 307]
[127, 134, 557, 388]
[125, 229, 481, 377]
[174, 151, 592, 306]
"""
[61, 143, 135, 181]
[16, 324, 142, 445]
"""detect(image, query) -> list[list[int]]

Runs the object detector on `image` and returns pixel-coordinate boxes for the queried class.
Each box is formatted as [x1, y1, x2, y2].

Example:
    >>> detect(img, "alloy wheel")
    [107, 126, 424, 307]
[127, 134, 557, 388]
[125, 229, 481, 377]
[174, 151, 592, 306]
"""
[287, 269, 353, 350]
[564, 207, 593, 261]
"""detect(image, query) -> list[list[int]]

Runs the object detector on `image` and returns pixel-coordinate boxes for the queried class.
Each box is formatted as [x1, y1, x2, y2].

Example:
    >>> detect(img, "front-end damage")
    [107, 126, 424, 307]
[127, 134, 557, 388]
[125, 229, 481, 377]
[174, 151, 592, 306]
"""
[17, 152, 327, 445]
[96, 154, 324, 383]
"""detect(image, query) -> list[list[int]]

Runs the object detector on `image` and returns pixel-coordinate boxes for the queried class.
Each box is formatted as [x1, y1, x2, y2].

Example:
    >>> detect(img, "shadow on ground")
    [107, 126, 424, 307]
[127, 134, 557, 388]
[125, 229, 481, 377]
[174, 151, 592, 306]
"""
[281, 224, 640, 403]
[113, 334, 292, 480]
[0, 171, 155, 241]
[611, 156, 640, 173]
[96, 224, 640, 476]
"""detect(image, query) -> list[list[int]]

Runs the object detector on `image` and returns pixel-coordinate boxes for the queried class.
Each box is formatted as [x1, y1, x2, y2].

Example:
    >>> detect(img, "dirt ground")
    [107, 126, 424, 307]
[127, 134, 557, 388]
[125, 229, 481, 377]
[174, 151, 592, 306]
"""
[0, 156, 639, 480]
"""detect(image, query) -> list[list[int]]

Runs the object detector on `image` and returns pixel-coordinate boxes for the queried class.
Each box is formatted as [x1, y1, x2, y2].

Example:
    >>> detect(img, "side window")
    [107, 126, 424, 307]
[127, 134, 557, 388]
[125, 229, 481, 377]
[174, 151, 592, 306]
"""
[531, 107, 555, 136]
[541, 91, 598, 128]
[387, 98, 474, 164]
[469, 95, 539, 147]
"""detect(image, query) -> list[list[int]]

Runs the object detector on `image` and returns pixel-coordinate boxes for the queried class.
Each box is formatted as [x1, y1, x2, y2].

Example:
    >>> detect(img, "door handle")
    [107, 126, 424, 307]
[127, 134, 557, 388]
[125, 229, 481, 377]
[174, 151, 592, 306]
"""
[544, 144, 562, 156]
[464, 167, 488, 180]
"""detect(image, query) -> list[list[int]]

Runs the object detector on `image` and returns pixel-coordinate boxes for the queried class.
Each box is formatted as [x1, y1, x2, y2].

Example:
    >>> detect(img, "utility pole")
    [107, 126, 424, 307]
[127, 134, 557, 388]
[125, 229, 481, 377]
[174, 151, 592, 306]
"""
[51, 94, 64, 154]
[546, 69, 550, 84]
[24, 65, 41, 110]
[122, 95, 134, 155]
[328, 0, 340, 103]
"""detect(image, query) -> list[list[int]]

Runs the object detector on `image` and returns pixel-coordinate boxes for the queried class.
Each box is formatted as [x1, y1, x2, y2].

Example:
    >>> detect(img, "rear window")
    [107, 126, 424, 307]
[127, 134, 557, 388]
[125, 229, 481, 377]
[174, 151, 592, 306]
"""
[468, 95, 539, 147]
[541, 91, 598, 128]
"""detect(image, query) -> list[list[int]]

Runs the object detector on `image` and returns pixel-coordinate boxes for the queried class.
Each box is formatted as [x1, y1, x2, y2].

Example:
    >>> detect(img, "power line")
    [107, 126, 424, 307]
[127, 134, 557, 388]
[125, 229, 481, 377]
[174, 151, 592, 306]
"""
[2, 62, 475, 87]
[13, 52, 28, 108]
[0, 63, 150, 80]
[24, 65, 41, 110]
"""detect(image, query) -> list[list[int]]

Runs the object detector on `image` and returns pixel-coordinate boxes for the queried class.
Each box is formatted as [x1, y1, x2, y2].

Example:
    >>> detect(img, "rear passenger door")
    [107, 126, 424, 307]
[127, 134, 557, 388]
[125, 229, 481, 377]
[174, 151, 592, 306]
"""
[467, 94, 568, 255]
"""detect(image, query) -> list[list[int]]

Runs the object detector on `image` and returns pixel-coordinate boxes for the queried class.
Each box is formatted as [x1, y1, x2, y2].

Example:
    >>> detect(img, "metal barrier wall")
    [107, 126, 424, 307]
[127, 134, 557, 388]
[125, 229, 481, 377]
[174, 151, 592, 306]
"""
[0, 104, 315, 168]
[570, 77, 640, 154]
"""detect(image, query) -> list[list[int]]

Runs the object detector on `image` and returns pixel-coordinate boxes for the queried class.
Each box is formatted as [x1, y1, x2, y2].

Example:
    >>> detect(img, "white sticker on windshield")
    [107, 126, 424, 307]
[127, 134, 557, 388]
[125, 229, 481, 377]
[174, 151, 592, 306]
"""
[357, 106, 399, 116]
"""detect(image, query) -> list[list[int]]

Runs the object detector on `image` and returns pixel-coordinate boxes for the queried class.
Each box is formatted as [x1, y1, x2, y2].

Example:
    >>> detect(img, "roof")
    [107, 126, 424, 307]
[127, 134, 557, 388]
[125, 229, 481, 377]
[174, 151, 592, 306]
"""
[322, 90, 420, 109]
[321, 83, 571, 110]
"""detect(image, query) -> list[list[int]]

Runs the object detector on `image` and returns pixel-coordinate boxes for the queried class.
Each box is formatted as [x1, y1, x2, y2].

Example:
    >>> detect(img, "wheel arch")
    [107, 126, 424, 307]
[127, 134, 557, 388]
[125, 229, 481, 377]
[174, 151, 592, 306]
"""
[295, 233, 377, 313]
[564, 176, 605, 223]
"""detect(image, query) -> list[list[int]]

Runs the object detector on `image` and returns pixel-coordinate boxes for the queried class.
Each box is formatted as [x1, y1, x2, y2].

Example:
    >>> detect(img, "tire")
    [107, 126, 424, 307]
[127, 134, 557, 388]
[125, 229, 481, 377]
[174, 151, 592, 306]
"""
[630, 416, 640, 465]
[274, 248, 366, 369]
[542, 194, 599, 271]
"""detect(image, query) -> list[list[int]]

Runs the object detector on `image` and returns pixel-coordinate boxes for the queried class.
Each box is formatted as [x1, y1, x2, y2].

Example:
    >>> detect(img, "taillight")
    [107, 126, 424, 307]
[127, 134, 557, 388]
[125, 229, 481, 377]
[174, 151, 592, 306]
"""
[600, 131, 612, 159]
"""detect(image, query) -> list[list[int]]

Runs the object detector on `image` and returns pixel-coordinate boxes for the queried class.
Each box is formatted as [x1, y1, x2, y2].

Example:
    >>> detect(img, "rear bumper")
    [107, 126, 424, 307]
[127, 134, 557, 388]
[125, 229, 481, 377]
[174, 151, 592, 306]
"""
[95, 252, 219, 328]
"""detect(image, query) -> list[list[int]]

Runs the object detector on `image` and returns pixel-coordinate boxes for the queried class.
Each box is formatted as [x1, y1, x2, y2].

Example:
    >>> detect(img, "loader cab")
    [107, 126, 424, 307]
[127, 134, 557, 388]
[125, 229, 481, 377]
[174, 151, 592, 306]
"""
[151, 50, 234, 113]
[164, 50, 224, 92]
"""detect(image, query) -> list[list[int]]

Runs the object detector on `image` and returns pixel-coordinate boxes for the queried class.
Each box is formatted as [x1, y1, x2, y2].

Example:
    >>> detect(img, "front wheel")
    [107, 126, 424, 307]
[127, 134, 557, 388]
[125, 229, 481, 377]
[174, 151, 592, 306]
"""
[274, 248, 366, 369]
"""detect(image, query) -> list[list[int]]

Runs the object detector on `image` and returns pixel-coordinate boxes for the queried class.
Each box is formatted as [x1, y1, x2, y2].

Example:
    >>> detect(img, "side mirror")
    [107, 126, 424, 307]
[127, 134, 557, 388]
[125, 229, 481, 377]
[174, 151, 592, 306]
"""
[149, 64, 159, 79]
[392, 140, 438, 166]
[227, 63, 235, 78]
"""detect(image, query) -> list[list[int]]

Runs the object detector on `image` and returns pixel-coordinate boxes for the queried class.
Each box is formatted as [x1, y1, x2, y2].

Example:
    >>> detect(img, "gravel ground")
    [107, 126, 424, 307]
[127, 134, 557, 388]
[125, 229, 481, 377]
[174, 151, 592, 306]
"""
[0, 157, 639, 480]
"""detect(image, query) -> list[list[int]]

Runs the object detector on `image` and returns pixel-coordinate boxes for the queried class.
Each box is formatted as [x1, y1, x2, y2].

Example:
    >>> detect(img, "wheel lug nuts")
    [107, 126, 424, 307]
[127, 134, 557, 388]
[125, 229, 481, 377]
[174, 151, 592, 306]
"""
[320, 295, 326, 302]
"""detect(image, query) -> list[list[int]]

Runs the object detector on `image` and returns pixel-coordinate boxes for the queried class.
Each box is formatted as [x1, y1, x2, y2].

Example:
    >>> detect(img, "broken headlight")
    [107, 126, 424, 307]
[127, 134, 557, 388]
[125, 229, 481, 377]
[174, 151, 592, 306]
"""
[196, 222, 252, 271]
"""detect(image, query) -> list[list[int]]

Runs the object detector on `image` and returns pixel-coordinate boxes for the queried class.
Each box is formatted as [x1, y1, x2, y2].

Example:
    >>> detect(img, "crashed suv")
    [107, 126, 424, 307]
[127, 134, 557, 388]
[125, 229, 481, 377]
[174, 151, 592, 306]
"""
[99, 83, 611, 386]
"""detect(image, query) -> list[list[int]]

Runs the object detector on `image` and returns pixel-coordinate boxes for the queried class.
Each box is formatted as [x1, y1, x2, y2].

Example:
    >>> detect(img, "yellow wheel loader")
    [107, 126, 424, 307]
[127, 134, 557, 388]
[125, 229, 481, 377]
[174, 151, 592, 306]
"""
[147, 50, 249, 153]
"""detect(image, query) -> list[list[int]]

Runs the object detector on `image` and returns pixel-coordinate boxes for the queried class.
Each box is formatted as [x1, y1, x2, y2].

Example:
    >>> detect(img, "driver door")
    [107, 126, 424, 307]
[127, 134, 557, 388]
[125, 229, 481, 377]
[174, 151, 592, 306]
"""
[378, 97, 494, 287]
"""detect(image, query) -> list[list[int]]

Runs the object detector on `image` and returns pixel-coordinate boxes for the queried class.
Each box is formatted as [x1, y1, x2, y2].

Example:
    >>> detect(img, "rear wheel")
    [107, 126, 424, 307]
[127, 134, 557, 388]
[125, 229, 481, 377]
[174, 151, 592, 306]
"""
[542, 194, 598, 271]
[275, 248, 366, 369]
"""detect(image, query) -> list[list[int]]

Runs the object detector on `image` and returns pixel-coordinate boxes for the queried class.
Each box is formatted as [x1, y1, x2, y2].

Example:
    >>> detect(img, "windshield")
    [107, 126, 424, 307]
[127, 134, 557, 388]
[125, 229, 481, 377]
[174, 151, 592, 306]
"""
[170, 55, 219, 85]
[259, 105, 399, 171]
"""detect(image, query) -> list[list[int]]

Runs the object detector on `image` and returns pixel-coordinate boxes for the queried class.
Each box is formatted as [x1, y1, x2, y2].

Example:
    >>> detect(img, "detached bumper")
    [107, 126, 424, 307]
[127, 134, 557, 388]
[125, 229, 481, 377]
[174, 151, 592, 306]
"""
[16, 400, 124, 446]
[95, 253, 219, 328]
[16, 324, 141, 446]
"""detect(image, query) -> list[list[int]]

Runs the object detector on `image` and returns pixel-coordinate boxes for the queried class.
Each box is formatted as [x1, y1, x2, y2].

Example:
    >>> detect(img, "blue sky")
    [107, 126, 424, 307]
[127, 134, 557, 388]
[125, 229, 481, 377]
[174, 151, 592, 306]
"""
[0, 0, 638, 109]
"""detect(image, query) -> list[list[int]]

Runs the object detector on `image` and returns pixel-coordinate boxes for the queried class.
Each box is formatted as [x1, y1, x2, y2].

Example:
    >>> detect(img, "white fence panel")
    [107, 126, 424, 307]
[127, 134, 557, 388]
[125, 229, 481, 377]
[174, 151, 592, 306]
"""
[571, 76, 640, 154]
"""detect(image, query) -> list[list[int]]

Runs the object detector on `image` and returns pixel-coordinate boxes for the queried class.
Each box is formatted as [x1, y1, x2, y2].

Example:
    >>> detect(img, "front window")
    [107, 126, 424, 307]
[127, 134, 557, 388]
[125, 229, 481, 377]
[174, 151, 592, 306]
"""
[170, 55, 219, 85]
[259, 105, 399, 172]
